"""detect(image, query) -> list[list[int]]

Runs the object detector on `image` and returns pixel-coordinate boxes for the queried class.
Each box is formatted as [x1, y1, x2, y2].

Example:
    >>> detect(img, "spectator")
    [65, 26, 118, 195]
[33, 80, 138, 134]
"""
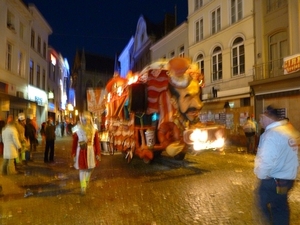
[55, 121, 61, 137]
[40, 122, 46, 146]
[243, 116, 256, 154]
[60, 121, 65, 137]
[254, 105, 300, 225]
[1, 115, 22, 175]
[15, 113, 30, 165]
[0, 119, 5, 156]
[44, 117, 56, 163]
[25, 118, 37, 153]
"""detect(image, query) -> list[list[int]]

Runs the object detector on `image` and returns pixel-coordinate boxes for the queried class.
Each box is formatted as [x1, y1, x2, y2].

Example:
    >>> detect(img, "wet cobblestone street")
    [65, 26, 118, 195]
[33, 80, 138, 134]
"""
[1, 135, 300, 225]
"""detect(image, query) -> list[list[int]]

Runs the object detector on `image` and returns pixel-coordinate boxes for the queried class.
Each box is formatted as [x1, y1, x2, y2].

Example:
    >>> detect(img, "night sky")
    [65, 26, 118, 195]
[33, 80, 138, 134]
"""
[22, 0, 188, 66]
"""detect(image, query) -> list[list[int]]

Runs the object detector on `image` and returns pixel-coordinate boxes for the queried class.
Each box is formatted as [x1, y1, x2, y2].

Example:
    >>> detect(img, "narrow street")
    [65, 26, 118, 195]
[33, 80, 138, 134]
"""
[1, 135, 300, 225]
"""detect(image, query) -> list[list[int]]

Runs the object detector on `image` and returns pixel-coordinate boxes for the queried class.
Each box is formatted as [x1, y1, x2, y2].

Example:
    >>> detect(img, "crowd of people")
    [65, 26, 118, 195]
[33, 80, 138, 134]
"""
[0, 105, 299, 223]
[0, 111, 101, 196]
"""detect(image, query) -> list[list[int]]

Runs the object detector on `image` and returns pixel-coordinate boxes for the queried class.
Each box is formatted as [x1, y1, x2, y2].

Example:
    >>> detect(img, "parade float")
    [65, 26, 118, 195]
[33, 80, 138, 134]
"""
[103, 57, 225, 163]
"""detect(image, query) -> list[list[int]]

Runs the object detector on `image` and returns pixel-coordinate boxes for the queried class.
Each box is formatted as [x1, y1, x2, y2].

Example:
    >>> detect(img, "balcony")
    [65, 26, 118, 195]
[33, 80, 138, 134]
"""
[253, 58, 284, 81]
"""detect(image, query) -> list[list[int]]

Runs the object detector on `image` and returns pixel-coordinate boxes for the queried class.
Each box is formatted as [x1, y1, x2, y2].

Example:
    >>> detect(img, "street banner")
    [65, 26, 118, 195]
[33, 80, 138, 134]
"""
[86, 88, 106, 117]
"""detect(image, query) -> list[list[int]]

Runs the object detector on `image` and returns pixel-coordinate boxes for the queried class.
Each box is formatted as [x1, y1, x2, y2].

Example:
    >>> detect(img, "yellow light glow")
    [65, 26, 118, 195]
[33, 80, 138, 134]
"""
[67, 104, 74, 111]
[117, 86, 123, 96]
[190, 129, 208, 142]
[187, 127, 225, 151]
[127, 75, 138, 85]
[48, 91, 54, 99]
[51, 54, 56, 66]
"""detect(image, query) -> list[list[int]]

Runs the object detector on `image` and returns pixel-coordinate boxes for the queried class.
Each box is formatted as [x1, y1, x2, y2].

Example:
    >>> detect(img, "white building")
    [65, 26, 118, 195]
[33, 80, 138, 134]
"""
[187, 0, 255, 129]
[150, 22, 188, 61]
[48, 47, 69, 123]
[118, 37, 134, 78]
[27, 3, 52, 126]
[0, 0, 49, 126]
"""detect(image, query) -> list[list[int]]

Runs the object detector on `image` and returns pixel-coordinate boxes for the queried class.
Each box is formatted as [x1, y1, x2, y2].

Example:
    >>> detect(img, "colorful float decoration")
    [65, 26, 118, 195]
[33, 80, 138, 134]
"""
[103, 57, 225, 163]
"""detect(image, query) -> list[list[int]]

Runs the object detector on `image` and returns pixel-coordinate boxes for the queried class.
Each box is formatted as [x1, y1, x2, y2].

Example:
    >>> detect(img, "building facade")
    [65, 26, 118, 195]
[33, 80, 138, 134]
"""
[250, 0, 300, 131]
[0, 0, 52, 128]
[70, 49, 114, 114]
[150, 22, 188, 61]
[47, 47, 69, 123]
[187, 0, 255, 132]
[119, 14, 176, 76]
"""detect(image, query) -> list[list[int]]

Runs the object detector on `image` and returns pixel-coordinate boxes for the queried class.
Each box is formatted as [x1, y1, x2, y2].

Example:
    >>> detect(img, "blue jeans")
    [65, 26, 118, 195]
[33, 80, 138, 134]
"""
[257, 178, 294, 225]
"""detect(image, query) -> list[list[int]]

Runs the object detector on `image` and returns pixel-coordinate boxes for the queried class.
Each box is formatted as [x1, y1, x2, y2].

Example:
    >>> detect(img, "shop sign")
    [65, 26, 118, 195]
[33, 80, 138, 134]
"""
[35, 96, 43, 106]
[284, 54, 300, 74]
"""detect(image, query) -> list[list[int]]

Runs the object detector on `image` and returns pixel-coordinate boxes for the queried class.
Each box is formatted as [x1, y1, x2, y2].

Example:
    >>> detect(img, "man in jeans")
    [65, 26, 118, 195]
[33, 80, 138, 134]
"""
[254, 105, 300, 225]
[243, 116, 256, 154]
[44, 117, 56, 163]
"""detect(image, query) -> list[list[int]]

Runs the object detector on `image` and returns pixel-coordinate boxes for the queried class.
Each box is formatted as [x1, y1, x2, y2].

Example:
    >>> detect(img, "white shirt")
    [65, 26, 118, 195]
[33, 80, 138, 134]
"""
[254, 120, 299, 180]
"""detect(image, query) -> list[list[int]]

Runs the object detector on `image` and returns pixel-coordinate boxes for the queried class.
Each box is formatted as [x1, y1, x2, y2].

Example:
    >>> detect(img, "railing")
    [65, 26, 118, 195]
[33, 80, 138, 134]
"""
[253, 58, 284, 81]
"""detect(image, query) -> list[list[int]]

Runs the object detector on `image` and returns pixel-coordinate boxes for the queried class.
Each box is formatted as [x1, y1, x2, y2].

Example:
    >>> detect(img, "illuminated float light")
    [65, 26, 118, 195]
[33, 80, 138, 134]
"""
[127, 75, 138, 85]
[107, 93, 111, 102]
[190, 129, 208, 143]
[117, 86, 123, 96]
[183, 126, 225, 151]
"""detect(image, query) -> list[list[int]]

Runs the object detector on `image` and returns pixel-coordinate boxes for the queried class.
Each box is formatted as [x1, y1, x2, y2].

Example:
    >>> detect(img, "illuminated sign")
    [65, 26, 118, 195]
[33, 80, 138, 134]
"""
[48, 102, 55, 111]
[35, 96, 43, 106]
[284, 54, 300, 74]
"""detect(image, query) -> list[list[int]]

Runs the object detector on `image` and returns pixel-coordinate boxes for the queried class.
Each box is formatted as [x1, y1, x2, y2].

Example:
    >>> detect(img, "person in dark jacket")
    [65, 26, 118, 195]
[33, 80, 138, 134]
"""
[44, 117, 56, 163]
[25, 118, 37, 153]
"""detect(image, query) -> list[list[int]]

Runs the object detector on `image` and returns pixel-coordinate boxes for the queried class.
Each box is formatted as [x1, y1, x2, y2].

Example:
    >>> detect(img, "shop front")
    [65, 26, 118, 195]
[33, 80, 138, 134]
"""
[200, 88, 254, 147]
[250, 54, 300, 131]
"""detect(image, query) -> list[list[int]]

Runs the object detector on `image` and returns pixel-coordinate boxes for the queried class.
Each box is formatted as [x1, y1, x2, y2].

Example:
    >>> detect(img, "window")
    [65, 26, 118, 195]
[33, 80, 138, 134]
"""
[36, 65, 40, 88]
[7, 10, 15, 30]
[19, 23, 24, 39]
[169, 51, 175, 59]
[31, 29, 35, 49]
[231, 0, 243, 24]
[195, 18, 203, 43]
[29, 60, 34, 85]
[269, 31, 288, 76]
[18, 51, 24, 76]
[50, 54, 56, 80]
[195, 0, 203, 10]
[211, 8, 221, 35]
[267, 0, 287, 12]
[53, 65, 56, 82]
[37, 36, 41, 53]
[212, 47, 222, 81]
[43, 42, 46, 58]
[42, 69, 46, 90]
[179, 46, 184, 57]
[232, 37, 245, 76]
[6, 43, 12, 71]
[196, 54, 204, 75]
